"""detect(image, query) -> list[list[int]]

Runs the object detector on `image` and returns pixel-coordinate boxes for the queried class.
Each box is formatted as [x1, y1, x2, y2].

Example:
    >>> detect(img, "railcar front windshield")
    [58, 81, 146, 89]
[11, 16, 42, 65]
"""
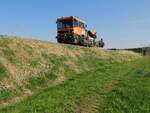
[57, 20, 73, 29]
[57, 19, 86, 29]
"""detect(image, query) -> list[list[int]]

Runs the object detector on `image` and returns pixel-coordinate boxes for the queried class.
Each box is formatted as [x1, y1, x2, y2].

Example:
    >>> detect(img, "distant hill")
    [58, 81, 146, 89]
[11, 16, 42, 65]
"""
[0, 35, 150, 113]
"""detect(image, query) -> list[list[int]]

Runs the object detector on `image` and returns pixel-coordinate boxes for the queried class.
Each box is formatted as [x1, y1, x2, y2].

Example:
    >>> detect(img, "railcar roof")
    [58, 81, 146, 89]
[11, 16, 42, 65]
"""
[57, 16, 86, 24]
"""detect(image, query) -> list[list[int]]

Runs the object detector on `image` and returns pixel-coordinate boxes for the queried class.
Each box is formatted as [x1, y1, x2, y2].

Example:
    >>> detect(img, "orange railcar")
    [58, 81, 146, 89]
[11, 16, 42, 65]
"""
[56, 16, 104, 47]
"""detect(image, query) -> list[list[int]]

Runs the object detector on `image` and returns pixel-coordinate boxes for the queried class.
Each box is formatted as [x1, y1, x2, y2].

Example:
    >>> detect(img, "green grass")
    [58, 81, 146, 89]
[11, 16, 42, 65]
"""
[0, 89, 14, 101]
[1, 57, 149, 113]
[27, 71, 57, 90]
[23, 44, 33, 55]
[103, 58, 150, 113]
[1, 48, 20, 65]
[0, 39, 9, 47]
[30, 58, 41, 68]
[0, 63, 7, 81]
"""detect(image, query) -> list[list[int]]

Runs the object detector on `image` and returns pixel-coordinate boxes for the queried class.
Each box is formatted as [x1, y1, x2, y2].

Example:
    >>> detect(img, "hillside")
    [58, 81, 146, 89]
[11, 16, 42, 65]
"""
[0, 35, 150, 113]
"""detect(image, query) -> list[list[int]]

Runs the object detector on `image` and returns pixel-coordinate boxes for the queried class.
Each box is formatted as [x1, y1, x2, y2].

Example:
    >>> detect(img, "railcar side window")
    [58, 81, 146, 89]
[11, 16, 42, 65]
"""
[57, 22, 63, 29]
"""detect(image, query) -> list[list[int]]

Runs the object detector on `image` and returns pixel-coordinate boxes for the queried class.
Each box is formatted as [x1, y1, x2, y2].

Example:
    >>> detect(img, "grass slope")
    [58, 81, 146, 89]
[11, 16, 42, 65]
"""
[0, 35, 149, 113]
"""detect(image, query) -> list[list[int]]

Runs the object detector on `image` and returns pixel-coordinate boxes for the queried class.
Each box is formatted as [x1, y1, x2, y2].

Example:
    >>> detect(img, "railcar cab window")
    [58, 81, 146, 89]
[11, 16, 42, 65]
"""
[57, 20, 73, 29]
[73, 20, 79, 27]
[73, 20, 86, 28]
[79, 22, 85, 28]
[57, 22, 63, 29]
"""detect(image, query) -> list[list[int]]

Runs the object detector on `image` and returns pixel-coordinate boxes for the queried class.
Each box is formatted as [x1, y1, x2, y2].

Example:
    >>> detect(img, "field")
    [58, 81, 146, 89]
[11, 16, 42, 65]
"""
[0, 36, 150, 113]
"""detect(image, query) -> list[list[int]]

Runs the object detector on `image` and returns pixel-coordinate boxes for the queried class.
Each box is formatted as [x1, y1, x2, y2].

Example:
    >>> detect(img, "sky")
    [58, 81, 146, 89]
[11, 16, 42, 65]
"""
[0, 0, 150, 48]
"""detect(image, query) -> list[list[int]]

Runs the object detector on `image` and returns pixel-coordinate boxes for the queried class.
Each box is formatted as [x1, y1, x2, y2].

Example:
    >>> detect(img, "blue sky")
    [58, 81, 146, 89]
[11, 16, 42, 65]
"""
[0, 0, 150, 48]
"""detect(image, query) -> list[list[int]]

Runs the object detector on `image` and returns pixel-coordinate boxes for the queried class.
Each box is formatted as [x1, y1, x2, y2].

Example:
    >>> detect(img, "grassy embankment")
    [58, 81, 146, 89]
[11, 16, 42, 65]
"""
[0, 36, 149, 113]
